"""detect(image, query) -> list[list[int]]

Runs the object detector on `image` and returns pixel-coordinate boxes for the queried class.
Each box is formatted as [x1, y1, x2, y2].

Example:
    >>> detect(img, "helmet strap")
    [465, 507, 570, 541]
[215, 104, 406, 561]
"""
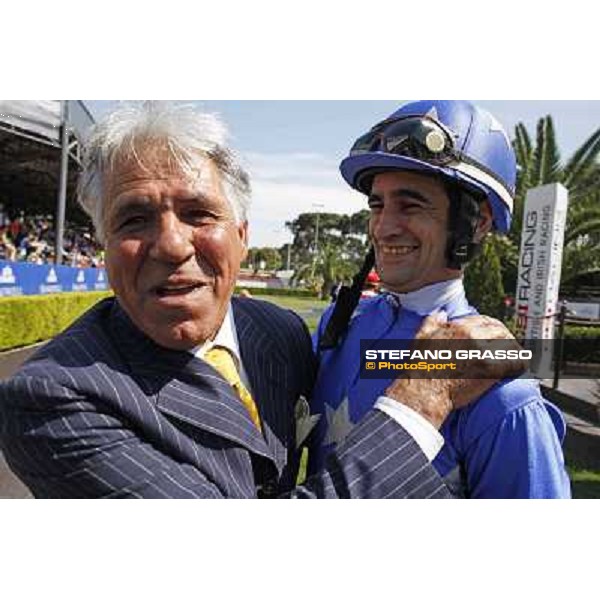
[445, 181, 483, 270]
[319, 246, 375, 351]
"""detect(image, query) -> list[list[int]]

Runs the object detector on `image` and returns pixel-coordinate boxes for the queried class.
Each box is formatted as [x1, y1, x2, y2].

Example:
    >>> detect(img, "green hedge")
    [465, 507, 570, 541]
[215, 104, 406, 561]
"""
[0, 292, 112, 351]
[564, 325, 600, 338]
[0, 287, 314, 352]
[234, 286, 317, 298]
[562, 325, 600, 364]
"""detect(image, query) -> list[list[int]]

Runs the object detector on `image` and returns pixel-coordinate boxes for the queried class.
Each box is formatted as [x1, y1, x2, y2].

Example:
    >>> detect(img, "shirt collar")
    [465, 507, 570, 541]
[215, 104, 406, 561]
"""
[386, 278, 465, 316]
[192, 303, 242, 367]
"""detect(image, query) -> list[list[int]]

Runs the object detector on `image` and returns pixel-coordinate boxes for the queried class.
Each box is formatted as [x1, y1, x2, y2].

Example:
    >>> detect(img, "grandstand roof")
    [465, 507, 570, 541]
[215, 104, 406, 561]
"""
[0, 101, 94, 221]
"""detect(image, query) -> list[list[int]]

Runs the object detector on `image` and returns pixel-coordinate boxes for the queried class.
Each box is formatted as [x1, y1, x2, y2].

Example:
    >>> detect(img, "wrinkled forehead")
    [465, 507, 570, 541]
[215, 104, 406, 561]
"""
[104, 139, 215, 195]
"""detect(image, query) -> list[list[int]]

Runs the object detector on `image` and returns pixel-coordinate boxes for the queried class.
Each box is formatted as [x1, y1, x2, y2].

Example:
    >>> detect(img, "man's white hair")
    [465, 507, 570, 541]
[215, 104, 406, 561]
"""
[77, 102, 251, 243]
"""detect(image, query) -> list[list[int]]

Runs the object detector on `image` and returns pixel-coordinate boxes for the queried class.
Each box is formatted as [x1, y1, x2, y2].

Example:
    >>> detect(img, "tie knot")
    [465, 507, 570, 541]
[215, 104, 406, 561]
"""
[204, 346, 240, 388]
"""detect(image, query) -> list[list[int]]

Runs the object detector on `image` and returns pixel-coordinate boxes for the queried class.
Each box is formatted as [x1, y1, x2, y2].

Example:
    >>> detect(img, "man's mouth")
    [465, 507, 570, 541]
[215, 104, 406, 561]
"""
[153, 279, 207, 297]
[379, 244, 419, 256]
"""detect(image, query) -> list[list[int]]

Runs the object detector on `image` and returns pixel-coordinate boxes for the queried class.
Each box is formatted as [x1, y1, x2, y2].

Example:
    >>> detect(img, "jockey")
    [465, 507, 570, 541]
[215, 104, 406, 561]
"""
[310, 100, 570, 498]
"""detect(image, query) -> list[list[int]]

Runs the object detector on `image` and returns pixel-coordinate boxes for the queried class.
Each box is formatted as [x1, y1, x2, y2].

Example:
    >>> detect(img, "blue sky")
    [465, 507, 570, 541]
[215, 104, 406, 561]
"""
[85, 101, 600, 248]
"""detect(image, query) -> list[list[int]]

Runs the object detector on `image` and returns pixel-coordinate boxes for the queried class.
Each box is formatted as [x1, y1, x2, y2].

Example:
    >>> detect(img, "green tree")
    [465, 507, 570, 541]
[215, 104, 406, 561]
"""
[286, 210, 370, 297]
[464, 236, 506, 319]
[245, 247, 282, 272]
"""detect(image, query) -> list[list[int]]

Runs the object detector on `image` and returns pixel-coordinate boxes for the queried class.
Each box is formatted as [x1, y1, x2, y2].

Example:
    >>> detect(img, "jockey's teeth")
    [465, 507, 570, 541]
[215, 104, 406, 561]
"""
[381, 246, 418, 256]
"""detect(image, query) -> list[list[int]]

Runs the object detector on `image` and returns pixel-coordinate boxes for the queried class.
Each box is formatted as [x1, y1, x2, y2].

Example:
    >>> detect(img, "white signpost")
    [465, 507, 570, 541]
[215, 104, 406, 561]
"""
[515, 183, 569, 375]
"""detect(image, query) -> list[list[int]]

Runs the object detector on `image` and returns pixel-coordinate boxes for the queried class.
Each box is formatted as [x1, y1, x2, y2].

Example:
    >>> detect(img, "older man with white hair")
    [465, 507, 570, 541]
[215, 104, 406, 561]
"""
[0, 102, 525, 498]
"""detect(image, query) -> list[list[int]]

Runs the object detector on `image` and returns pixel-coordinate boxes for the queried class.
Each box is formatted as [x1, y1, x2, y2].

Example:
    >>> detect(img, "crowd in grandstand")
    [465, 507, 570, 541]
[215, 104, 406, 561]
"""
[0, 206, 104, 267]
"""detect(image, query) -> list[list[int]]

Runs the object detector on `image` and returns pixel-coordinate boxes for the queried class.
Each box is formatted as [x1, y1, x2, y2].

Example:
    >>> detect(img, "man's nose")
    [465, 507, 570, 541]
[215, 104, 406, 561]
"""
[371, 207, 405, 241]
[148, 213, 195, 263]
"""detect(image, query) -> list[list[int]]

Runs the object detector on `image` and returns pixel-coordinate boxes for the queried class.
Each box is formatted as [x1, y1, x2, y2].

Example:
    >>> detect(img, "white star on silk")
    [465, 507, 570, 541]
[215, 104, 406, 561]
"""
[324, 396, 355, 446]
[425, 106, 439, 121]
[487, 113, 511, 146]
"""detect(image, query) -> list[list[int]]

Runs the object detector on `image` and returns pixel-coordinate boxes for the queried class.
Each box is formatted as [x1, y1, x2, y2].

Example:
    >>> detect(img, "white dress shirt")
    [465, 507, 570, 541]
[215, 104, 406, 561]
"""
[192, 303, 253, 394]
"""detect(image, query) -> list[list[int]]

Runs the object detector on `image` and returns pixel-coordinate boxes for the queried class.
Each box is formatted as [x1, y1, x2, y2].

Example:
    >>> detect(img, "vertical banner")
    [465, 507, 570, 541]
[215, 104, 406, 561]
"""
[515, 183, 569, 374]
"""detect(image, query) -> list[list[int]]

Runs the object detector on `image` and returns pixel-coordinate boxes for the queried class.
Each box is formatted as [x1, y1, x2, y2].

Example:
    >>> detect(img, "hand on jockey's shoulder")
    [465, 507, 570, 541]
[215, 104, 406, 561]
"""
[385, 312, 527, 429]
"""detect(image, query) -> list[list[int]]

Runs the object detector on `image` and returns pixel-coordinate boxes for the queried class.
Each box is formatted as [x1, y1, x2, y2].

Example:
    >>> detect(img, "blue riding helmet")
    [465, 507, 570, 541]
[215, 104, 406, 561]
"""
[340, 100, 516, 233]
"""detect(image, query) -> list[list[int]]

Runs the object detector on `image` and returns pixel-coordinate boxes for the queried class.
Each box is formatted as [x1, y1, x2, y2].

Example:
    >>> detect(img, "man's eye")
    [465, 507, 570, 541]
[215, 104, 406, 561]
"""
[117, 215, 148, 231]
[183, 209, 217, 223]
[368, 199, 383, 210]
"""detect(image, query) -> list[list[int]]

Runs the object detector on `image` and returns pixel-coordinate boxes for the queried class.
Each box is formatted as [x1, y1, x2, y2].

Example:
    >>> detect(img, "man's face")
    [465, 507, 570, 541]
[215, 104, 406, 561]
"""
[103, 149, 248, 350]
[368, 170, 457, 293]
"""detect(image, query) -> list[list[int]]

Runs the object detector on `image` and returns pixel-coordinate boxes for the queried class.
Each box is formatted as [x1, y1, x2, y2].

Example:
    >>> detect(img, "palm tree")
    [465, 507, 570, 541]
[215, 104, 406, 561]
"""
[505, 116, 600, 291]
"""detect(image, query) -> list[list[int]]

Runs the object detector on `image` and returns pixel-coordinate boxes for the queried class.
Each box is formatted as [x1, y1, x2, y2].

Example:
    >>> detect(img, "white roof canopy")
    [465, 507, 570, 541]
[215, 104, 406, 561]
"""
[0, 100, 93, 145]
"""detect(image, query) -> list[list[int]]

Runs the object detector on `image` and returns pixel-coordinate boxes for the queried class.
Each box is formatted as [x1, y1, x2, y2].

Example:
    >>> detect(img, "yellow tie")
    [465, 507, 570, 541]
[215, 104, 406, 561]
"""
[203, 346, 262, 431]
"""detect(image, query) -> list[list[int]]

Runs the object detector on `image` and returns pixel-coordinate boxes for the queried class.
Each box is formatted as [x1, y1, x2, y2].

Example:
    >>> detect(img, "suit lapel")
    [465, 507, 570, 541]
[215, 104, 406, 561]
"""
[233, 299, 291, 475]
[108, 300, 271, 459]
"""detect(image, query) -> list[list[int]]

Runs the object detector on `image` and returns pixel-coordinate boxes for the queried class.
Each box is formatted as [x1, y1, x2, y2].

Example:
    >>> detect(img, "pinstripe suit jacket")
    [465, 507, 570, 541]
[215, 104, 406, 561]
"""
[0, 297, 449, 498]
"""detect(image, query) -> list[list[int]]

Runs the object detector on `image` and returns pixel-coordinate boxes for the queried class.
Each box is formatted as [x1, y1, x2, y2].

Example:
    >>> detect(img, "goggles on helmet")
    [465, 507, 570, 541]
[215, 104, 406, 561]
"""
[350, 116, 459, 164]
[349, 115, 513, 205]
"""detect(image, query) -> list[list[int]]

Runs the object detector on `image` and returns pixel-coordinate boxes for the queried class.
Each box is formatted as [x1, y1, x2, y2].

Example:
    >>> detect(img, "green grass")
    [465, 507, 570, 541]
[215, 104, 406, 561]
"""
[250, 293, 329, 334]
[251, 293, 329, 313]
[297, 447, 309, 485]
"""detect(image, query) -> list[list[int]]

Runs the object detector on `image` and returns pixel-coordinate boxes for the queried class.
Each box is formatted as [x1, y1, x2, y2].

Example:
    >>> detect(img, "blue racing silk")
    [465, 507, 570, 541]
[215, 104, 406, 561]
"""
[309, 288, 571, 498]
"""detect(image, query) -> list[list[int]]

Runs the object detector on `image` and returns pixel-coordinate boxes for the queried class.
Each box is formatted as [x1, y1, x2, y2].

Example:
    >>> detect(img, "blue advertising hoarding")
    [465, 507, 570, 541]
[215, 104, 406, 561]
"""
[0, 260, 109, 297]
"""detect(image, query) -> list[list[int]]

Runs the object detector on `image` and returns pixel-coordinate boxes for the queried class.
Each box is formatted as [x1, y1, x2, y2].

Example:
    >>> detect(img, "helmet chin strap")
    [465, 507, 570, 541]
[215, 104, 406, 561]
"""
[319, 246, 375, 351]
[445, 181, 483, 270]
